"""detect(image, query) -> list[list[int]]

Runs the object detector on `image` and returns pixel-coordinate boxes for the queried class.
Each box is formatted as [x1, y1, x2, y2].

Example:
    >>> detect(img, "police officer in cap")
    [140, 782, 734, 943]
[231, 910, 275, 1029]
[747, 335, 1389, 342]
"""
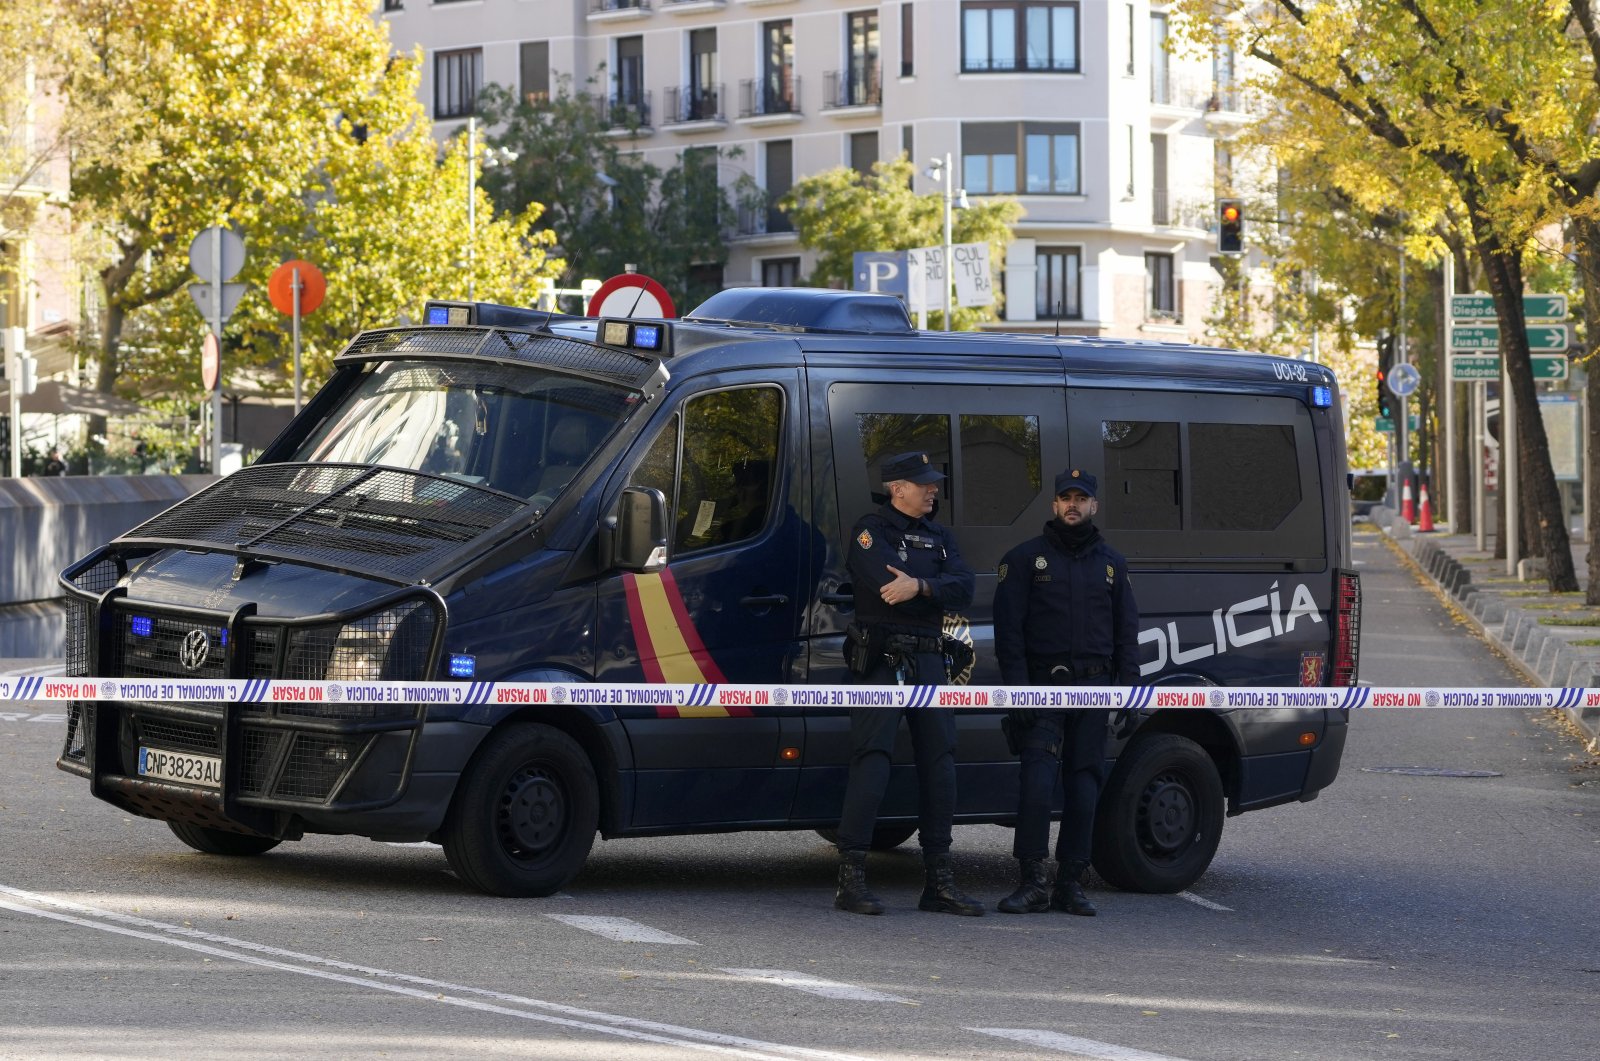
[992, 468, 1139, 915]
[834, 451, 983, 917]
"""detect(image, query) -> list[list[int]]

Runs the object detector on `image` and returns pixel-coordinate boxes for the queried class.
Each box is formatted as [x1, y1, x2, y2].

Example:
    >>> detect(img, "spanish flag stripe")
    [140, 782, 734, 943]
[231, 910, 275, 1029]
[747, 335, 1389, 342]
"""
[655, 567, 730, 683]
[629, 572, 717, 684]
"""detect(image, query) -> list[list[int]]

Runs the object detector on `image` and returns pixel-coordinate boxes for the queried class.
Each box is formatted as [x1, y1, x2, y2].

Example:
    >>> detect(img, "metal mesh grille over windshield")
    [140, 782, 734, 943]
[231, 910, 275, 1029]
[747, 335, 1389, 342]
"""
[118, 463, 524, 583]
[339, 327, 656, 387]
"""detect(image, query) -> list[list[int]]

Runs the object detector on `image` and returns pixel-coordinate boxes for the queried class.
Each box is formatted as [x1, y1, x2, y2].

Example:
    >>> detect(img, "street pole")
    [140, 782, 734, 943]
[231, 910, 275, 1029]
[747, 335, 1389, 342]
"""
[1396, 247, 1411, 509]
[1504, 357, 1518, 574]
[1444, 254, 1455, 532]
[210, 225, 223, 474]
[467, 117, 476, 302]
[941, 151, 953, 331]
[292, 266, 303, 415]
[1475, 380, 1486, 551]
[5, 327, 22, 479]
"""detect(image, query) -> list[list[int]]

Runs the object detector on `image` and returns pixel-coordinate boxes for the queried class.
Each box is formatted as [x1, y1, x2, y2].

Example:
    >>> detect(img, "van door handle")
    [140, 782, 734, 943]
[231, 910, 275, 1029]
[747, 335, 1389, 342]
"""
[740, 594, 790, 608]
[820, 592, 853, 607]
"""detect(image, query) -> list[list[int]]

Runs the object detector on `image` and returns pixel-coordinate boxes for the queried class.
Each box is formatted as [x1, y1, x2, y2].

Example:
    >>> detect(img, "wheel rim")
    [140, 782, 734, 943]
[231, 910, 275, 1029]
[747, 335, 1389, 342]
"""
[495, 762, 567, 860]
[1136, 768, 1197, 860]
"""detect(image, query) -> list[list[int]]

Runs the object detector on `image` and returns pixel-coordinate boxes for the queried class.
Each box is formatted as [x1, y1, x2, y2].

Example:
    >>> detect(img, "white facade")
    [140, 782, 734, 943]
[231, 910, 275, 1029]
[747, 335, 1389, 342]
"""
[380, 0, 1240, 338]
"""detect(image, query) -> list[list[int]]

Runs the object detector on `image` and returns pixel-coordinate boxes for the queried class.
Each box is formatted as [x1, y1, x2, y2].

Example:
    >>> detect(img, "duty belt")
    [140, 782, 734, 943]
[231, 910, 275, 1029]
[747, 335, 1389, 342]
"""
[884, 633, 942, 655]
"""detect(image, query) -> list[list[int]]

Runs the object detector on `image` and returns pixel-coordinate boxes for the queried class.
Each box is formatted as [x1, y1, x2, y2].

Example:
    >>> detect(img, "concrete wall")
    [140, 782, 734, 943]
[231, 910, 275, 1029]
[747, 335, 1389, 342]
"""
[0, 475, 214, 657]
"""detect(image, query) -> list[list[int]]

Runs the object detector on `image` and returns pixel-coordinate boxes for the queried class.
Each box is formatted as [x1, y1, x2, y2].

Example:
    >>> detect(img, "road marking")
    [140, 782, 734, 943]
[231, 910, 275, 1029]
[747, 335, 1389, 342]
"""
[0, 712, 65, 723]
[1175, 891, 1232, 912]
[0, 885, 863, 1061]
[544, 914, 699, 945]
[969, 1029, 1192, 1060]
[718, 969, 916, 1004]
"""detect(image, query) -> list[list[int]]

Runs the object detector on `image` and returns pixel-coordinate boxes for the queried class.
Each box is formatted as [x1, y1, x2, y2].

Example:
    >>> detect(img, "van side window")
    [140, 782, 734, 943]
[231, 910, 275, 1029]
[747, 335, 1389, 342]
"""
[959, 413, 1040, 525]
[1102, 420, 1180, 530]
[631, 387, 783, 556]
[1191, 423, 1299, 530]
[857, 413, 952, 495]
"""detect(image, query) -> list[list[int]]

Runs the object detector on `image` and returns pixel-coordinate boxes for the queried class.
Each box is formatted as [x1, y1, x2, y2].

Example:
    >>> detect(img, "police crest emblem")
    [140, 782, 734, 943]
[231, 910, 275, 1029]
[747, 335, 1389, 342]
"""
[997, 563, 1008, 583]
[1105, 563, 1115, 584]
[1034, 555, 1047, 570]
[857, 529, 873, 549]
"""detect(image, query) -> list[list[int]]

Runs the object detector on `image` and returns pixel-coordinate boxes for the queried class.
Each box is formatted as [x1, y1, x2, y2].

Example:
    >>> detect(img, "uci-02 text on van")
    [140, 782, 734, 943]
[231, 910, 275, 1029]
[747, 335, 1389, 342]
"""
[56, 289, 1359, 898]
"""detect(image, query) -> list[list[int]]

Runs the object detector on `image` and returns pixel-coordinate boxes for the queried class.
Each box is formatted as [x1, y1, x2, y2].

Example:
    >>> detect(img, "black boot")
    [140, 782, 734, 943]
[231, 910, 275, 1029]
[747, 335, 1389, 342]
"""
[1051, 859, 1098, 916]
[918, 852, 986, 916]
[996, 858, 1052, 914]
[834, 850, 884, 915]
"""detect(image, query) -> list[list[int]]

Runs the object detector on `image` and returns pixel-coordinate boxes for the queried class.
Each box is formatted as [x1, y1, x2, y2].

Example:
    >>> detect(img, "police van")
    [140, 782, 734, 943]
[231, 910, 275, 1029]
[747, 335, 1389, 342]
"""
[56, 289, 1359, 898]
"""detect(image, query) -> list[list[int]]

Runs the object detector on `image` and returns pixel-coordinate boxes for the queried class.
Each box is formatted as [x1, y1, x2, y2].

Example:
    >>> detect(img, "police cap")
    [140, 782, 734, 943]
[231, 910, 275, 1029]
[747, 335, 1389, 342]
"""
[1055, 468, 1098, 498]
[881, 451, 945, 485]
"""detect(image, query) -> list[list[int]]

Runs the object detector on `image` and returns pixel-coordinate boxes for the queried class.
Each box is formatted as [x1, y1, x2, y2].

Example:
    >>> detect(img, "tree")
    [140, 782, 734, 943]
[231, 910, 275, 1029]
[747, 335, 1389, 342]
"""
[478, 77, 758, 311]
[1172, 0, 1581, 593]
[780, 157, 1022, 330]
[0, 0, 80, 263]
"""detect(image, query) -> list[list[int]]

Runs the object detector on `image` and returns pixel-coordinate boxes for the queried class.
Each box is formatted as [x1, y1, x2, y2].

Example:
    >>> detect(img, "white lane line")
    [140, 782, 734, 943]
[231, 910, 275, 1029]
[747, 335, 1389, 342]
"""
[718, 969, 916, 1004]
[543, 914, 699, 945]
[0, 885, 864, 1061]
[1175, 891, 1232, 912]
[970, 1028, 1192, 1061]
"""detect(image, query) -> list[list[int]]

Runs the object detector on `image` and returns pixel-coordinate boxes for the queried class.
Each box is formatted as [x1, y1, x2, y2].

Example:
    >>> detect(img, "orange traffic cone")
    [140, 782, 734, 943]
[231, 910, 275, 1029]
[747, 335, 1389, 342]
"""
[1401, 478, 1415, 523]
[1418, 480, 1435, 532]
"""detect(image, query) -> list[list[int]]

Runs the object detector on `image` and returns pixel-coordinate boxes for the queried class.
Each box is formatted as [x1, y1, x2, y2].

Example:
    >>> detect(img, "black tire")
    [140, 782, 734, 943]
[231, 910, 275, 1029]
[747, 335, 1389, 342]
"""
[1092, 733, 1224, 893]
[168, 821, 281, 856]
[441, 723, 599, 897]
[813, 824, 919, 851]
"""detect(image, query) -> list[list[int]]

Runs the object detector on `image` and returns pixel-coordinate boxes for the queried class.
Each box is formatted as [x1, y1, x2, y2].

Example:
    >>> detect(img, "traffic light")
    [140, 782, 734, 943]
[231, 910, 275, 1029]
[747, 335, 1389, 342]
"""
[1218, 199, 1244, 254]
[1376, 335, 1395, 419]
[1376, 368, 1393, 419]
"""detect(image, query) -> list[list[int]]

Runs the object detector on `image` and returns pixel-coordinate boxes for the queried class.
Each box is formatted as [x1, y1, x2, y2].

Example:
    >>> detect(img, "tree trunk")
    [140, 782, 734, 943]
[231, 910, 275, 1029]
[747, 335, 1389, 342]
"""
[1478, 233, 1578, 590]
[1452, 380, 1471, 534]
[1574, 220, 1600, 603]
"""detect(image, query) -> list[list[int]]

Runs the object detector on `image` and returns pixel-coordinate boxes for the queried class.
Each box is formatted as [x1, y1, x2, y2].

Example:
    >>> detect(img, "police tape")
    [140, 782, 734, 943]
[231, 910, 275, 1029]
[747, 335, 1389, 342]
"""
[0, 676, 1590, 710]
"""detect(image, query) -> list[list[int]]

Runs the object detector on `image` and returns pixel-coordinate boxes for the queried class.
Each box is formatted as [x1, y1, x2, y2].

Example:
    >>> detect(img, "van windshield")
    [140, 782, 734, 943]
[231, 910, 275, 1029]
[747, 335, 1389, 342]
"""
[288, 360, 639, 499]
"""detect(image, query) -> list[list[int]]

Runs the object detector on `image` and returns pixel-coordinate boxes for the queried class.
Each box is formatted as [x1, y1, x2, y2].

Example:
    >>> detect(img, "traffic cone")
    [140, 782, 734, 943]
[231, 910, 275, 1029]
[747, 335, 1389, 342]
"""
[1401, 478, 1415, 523]
[1418, 479, 1435, 532]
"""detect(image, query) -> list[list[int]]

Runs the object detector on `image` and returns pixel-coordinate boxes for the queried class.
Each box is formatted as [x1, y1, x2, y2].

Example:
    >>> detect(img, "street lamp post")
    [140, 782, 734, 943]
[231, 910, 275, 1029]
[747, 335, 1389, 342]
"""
[465, 117, 518, 301]
[923, 154, 969, 331]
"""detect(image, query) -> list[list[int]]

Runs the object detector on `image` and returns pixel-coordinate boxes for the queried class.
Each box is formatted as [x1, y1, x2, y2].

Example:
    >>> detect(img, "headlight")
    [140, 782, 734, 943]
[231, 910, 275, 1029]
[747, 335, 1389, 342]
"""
[326, 626, 389, 682]
[285, 600, 438, 683]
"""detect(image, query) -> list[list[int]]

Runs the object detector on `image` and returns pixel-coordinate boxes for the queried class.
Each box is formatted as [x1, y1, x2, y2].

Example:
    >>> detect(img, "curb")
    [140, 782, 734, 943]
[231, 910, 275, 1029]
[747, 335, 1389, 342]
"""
[1367, 507, 1600, 747]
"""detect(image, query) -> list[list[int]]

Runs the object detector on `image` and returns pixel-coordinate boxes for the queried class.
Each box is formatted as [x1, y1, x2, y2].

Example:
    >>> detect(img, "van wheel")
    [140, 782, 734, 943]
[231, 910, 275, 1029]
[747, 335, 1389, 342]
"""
[441, 723, 598, 897]
[168, 821, 281, 856]
[813, 825, 918, 851]
[1092, 734, 1223, 893]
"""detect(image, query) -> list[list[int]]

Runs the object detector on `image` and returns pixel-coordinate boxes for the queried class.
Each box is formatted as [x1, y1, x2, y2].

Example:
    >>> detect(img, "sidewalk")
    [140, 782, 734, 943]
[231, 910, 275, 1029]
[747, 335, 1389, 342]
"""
[1369, 506, 1600, 746]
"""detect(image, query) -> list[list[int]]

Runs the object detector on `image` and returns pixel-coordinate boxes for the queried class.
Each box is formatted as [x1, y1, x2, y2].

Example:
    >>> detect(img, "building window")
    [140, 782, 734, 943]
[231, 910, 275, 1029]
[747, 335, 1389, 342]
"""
[1150, 12, 1170, 103]
[848, 11, 880, 104]
[434, 48, 483, 119]
[850, 131, 879, 177]
[382, 0, 403, 11]
[1151, 133, 1169, 225]
[1125, 3, 1136, 75]
[1036, 247, 1081, 319]
[616, 36, 645, 110]
[961, 2, 1078, 73]
[901, 3, 915, 77]
[1145, 252, 1177, 320]
[520, 42, 550, 104]
[964, 122, 1078, 194]
[687, 262, 724, 312]
[762, 20, 795, 113]
[765, 140, 793, 234]
[762, 257, 801, 287]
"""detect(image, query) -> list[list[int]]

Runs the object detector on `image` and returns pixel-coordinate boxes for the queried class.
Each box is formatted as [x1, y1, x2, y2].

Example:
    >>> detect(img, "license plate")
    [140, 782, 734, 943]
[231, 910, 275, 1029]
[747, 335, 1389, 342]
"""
[138, 747, 222, 789]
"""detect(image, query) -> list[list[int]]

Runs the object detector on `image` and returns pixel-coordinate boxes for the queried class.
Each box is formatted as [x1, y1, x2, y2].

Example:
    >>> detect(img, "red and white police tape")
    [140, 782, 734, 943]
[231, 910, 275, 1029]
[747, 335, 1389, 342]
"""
[0, 676, 1589, 710]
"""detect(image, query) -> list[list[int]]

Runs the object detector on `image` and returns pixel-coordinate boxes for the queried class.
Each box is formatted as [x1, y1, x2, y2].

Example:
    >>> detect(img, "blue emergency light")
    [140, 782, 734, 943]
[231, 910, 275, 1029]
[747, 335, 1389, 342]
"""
[632, 324, 663, 350]
[1311, 385, 1333, 408]
[131, 616, 153, 638]
[449, 654, 476, 678]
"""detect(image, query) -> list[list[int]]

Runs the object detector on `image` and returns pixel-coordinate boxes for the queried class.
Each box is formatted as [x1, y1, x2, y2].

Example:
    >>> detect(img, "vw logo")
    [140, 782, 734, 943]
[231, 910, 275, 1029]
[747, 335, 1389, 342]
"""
[178, 629, 211, 672]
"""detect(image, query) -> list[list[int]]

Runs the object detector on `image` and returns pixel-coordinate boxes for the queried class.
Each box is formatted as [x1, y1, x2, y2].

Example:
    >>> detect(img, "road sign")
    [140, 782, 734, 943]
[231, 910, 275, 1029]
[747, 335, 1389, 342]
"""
[1450, 293, 1568, 320]
[188, 225, 246, 283]
[187, 283, 246, 334]
[1448, 353, 1568, 381]
[201, 333, 219, 391]
[1447, 322, 1568, 352]
[1386, 362, 1421, 397]
[1375, 415, 1420, 432]
[587, 272, 676, 318]
[268, 260, 326, 316]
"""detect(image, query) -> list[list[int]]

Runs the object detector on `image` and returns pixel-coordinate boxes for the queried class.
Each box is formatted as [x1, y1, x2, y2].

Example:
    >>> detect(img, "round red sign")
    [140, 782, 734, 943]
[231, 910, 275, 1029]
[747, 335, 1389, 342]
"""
[202, 333, 219, 391]
[268, 259, 327, 316]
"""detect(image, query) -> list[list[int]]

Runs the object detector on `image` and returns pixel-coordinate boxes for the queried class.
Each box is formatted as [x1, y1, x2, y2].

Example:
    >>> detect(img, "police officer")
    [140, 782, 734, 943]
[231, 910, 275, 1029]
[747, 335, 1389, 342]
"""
[992, 469, 1139, 916]
[833, 451, 983, 917]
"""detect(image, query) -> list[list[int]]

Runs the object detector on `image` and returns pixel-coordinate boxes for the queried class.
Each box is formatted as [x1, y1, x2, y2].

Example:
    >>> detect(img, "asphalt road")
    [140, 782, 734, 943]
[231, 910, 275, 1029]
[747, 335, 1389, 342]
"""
[2, 527, 1597, 1060]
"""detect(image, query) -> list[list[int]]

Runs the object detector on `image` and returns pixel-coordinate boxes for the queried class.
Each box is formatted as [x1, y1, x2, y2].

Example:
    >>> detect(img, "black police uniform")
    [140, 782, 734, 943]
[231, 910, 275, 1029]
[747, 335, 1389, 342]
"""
[838, 488, 974, 856]
[993, 471, 1139, 877]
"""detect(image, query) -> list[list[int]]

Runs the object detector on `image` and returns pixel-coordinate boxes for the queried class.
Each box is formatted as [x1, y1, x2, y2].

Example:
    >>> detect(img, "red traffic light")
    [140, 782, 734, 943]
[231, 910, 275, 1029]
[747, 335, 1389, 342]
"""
[1221, 203, 1241, 224]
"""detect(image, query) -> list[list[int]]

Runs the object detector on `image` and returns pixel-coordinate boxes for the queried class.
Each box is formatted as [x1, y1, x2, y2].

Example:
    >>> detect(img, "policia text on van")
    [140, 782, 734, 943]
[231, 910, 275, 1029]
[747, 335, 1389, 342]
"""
[56, 289, 1360, 898]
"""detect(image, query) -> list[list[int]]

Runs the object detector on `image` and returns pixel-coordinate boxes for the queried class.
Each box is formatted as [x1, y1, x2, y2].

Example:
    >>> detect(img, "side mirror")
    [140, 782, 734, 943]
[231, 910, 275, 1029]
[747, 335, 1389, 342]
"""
[609, 485, 669, 572]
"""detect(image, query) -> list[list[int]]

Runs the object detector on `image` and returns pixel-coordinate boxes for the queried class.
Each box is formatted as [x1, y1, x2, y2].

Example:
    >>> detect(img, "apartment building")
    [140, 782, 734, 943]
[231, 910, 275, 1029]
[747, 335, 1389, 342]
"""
[380, 1, 1242, 339]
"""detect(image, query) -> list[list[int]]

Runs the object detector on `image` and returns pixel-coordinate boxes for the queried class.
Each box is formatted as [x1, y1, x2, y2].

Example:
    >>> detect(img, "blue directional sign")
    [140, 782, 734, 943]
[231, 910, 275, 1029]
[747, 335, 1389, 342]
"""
[1386, 362, 1421, 397]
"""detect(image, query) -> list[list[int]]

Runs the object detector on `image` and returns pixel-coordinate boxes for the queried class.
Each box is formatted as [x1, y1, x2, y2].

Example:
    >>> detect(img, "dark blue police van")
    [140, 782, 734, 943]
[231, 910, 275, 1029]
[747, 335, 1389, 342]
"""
[56, 289, 1359, 898]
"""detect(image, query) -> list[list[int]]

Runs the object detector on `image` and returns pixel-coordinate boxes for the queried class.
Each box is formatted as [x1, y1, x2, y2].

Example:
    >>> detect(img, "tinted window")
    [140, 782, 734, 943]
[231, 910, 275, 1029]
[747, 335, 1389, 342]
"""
[959, 414, 1039, 525]
[1102, 420, 1179, 530]
[857, 413, 952, 487]
[1191, 423, 1299, 530]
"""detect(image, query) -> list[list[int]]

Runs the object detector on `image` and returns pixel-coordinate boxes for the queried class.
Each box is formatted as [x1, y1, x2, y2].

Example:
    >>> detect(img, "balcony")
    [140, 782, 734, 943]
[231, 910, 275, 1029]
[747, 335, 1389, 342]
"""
[735, 202, 795, 237]
[738, 75, 802, 122]
[662, 84, 726, 128]
[587, 0, 652, 21]
[661, 0, 726, 11]
[822, 68, 880, 112]
[595, 91, 653, 132]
